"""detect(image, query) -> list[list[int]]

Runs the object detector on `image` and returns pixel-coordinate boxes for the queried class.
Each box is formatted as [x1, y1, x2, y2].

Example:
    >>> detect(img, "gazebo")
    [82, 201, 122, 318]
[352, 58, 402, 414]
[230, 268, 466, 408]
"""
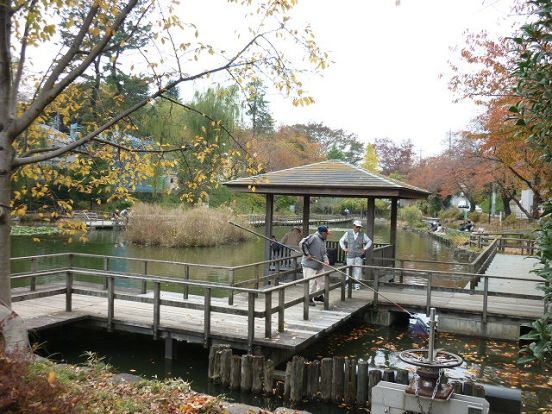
[224, 160, 429, 266]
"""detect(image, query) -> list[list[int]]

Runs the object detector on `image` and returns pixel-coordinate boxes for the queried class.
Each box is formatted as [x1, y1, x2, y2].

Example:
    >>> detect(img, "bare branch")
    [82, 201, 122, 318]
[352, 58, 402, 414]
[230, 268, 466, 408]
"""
[10, 0, 140, 140]
[12, 30, 270, 167]
[9, 0, 38, 112]
[92, 136, 190, 154]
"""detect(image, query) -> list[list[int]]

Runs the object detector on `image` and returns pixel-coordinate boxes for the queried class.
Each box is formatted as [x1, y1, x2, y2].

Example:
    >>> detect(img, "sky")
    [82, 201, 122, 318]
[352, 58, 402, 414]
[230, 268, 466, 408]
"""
[180, 0, 520, 158]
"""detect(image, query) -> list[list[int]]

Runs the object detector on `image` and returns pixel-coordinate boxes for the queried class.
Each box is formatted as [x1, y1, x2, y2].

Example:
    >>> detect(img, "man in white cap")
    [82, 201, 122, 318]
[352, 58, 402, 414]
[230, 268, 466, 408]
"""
[339, 220, 372, 290]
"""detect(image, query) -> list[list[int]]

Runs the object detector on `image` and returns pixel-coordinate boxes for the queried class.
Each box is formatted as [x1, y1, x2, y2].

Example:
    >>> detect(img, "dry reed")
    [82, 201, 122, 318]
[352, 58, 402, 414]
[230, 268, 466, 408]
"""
[125, 203, 253, 247]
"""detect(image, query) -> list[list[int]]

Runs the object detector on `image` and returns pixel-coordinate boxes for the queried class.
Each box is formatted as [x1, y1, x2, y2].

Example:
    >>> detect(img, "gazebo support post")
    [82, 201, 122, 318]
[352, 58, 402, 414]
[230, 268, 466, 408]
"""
[264, 194, 274, 276]
[364, 197, 375, 281]
[390, 198, 398, 259]
[302, 196, 310, 237]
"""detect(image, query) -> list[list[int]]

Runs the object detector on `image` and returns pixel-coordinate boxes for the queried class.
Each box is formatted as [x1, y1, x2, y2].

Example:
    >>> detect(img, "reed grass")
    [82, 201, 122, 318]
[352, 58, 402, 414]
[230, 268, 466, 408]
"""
[125, 203, 253, 247]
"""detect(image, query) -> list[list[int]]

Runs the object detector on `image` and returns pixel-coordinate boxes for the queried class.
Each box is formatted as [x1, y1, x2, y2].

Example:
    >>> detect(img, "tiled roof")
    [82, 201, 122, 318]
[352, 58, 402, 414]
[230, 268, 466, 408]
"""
[224, 160, 429, 199]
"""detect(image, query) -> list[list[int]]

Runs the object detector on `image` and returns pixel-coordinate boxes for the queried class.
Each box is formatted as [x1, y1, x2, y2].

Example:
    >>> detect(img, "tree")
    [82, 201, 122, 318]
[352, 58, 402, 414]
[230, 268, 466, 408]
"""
[327, 144, 345, 160]
[245, 79, 275, 136]
[362, 143, 380, 172]
[0, 0, 327, 307]
[373, 137, 415, 177]
[246, 125, 324, 171]
[511, 0, 552, 366]
[291, 123, 364, 164]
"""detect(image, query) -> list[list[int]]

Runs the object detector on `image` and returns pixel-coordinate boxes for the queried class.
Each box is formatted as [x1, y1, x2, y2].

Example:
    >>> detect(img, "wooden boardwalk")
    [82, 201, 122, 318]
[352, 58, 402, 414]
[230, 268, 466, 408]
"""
[9, 248, 547, 359]
[478, 253, 542, 296]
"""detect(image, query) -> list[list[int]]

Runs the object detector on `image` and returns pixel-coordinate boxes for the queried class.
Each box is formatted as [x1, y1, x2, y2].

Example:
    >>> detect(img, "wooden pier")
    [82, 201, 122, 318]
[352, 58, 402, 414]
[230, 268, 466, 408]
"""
[9, 246, 546, 363]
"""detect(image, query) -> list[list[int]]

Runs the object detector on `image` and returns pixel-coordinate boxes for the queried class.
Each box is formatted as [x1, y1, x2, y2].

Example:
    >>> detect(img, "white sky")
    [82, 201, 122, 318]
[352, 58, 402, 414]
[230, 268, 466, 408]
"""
[179, 0, 520, 157]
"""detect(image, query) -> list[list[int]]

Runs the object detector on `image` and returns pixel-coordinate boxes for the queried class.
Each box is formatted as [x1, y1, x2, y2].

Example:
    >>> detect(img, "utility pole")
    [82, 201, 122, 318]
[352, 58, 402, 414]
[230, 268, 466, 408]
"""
[448, 130, 453, 152]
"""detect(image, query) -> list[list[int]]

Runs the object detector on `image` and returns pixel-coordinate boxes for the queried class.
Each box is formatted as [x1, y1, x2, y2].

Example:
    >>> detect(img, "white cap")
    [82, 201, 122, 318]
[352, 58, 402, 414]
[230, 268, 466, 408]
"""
[353, 220, 363, 227]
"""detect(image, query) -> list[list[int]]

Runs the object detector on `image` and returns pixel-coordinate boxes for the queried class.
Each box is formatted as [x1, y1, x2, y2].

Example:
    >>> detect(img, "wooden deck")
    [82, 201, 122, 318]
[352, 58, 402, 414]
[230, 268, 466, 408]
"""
[9, 249, 547, 358]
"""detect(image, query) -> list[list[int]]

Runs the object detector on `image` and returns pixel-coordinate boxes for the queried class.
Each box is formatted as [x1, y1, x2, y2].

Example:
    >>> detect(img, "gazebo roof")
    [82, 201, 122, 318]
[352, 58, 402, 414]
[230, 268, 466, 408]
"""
[224, 160, 429, 199]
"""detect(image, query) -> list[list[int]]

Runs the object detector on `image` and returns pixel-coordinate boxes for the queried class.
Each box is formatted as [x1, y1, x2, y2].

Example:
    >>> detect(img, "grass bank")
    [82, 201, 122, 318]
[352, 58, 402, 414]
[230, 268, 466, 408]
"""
[125, 203, 253, 248]
[0, 350, 247, 414]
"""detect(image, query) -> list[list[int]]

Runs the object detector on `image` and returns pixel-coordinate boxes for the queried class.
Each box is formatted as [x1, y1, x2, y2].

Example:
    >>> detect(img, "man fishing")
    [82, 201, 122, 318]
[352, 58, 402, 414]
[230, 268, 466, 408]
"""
[300, 225, 330, 306]
[339, 220, 372, 290]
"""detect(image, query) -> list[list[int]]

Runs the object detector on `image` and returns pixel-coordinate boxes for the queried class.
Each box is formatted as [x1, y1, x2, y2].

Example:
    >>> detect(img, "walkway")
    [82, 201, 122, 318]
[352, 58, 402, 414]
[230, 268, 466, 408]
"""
[477, 254, 543, 296]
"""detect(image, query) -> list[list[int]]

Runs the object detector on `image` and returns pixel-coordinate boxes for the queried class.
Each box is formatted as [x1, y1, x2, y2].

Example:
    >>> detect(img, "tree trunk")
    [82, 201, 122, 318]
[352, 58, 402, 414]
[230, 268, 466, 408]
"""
[0, 132, 12, 307]
[501, 194, 512, 216]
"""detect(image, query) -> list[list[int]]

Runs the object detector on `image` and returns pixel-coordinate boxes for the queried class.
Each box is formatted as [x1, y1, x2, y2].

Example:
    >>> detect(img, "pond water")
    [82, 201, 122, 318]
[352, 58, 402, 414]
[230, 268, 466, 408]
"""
[15, 223, 551, 413]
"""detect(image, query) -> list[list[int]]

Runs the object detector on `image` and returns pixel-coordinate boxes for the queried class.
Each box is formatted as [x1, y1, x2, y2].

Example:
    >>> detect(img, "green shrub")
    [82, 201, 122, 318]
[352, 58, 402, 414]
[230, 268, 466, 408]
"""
[503, 213, 518, 226]
[399, 205, 423, 227]
[439, 207, 463, 222]
[469, 212, 481, 223]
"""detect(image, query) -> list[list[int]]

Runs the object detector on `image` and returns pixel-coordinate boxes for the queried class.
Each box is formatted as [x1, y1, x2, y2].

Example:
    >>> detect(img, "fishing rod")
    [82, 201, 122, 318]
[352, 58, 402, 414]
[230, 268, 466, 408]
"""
[228, 220, 418, 319]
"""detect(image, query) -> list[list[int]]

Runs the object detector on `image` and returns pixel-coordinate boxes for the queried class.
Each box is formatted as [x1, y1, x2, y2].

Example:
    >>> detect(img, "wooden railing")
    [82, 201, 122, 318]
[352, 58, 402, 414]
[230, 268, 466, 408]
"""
[469, 234, 536, 255]
[10, 252, 546, 350]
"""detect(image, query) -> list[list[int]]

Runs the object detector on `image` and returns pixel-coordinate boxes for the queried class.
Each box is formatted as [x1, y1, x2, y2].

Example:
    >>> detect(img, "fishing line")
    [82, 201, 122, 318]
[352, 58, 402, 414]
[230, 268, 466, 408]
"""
[228, 220, 417, 318]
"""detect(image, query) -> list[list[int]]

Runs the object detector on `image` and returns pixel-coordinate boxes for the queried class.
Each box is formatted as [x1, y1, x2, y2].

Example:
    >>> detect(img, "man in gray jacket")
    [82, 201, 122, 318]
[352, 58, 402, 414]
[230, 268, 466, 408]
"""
[339, 220, 372, 290]
[301, 225, 330, 305]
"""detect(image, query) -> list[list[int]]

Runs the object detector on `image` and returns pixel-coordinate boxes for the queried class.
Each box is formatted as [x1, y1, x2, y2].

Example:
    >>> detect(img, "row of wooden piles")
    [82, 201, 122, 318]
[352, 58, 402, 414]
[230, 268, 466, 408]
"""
[207, 345, 486, 407]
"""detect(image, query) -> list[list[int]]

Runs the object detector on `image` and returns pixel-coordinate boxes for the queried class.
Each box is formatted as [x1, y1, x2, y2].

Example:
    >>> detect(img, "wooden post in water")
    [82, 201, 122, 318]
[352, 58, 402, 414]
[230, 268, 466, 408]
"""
[289, 356, 305, 403]
[344, 358, 357, 405]
[240, 354, 253, 392]
[383, 369, 395, 383]
[356, 360, 368, 406]
[306, 360, 320, 399]
[251, 355, 265, 394]
[263, 359, 274, 395]
[283, 361, 292, 400]
[320, 358, 332, 402]
[367, 369, 382, 405]
[331, 356, 345, 403]
[220, 348, 232, 387]
[395, 369, 409, 385]
[230, 355, 241, 390]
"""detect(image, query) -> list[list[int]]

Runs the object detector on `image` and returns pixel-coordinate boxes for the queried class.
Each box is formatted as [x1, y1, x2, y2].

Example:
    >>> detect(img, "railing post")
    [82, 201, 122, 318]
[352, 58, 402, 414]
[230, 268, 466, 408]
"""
[30, 257, 37, 291]
[424, 272, 433, 316]
[103, 257, 109, 290]
[107, 276, 114, 332]
[293, 256, 298, 281]
[482, 276, 489, 323]
[303, 280, 310, 320]
[255, 264, 260, 290]
[141, 260, 148, 294]
[265, 291, 272, 338]
[341, 267, 347, 301]
[227, 268, 234, 305]
[204, 287, 211, 347]
[247, 292, 255, 352]
[278, 288, 285, 333]
[347, 266, 353, 299]
[373, 269, 379, 310]
[183, 265, 190, 300]
[153, 282, 161, 340]
[65, 270, 73, 312]
[324, 273, 330, 310]
[477, 235, 482, 249]
[275, 261, 280, 286]
[399, 259, 404, 283]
